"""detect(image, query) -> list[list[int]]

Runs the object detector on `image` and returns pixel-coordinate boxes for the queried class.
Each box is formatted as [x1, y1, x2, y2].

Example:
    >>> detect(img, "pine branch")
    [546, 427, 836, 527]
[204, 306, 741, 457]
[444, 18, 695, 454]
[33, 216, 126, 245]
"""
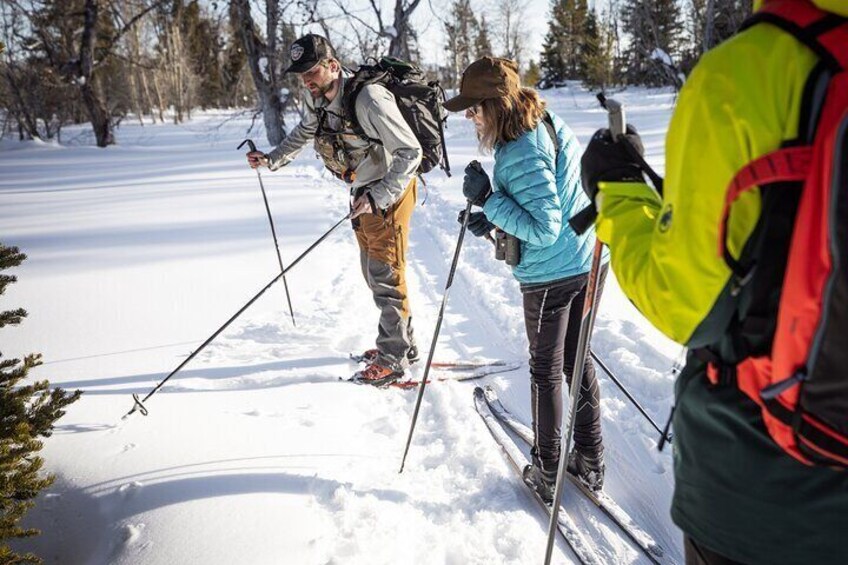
[0, 308, 27, 328]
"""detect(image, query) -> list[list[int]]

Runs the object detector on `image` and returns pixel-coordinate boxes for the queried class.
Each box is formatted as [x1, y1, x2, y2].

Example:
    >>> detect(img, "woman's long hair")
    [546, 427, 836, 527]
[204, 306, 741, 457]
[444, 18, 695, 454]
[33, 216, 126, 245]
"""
[479, 87, 547, 153]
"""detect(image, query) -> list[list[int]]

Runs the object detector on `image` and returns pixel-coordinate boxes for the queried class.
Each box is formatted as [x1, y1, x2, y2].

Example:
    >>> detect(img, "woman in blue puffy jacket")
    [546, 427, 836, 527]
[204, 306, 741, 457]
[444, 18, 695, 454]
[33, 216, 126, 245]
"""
[444, 57, 608, 501]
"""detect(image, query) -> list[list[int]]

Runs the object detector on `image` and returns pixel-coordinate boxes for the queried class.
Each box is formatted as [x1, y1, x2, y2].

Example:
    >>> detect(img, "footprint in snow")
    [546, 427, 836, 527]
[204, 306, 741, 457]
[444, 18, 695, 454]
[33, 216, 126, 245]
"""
[299, 416, 316, 427]
[121, 523, 145, 544]
[118, 482, 144, 497]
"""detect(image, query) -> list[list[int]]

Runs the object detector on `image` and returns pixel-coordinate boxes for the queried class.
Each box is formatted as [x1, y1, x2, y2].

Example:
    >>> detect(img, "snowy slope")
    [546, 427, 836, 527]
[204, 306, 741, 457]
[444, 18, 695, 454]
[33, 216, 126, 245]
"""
[1, 85, 683, 564]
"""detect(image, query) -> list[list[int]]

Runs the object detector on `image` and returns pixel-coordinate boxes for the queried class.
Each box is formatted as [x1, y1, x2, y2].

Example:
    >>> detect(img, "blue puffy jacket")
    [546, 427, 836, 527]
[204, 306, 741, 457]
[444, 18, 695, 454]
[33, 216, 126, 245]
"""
[482, 111, 604, 285]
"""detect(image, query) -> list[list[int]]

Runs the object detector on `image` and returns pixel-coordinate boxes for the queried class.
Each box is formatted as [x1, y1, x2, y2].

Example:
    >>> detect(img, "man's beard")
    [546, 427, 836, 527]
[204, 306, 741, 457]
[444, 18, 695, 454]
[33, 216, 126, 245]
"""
[311, 80, 333, 97]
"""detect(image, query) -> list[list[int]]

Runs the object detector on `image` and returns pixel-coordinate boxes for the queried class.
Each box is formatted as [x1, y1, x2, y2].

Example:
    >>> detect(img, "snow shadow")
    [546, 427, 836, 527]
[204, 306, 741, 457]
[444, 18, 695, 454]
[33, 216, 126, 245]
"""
[59, 356, 347, 396]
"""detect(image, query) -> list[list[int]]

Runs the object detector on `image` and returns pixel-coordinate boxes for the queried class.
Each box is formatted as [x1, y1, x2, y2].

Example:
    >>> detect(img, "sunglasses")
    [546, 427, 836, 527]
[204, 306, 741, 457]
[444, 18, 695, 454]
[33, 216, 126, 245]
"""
[466, 105, 481, 117]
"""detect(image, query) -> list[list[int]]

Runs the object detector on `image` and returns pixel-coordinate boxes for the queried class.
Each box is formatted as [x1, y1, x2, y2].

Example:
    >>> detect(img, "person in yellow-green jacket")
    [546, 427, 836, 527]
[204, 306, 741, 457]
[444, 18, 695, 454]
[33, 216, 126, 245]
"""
[580, 0, 848, 563]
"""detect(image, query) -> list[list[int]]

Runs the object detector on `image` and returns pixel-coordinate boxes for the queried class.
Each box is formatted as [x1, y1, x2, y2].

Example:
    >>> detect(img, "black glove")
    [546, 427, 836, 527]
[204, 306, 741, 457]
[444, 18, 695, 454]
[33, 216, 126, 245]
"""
[462, 161, 492, 206]
[580, 125, 645, 202]
[458, 210, 495, 238]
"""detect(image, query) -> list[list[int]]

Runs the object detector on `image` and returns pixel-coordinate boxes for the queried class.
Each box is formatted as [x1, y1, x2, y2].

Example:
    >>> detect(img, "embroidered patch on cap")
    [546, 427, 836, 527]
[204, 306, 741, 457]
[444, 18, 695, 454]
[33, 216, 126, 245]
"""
[290, 44, 304, 61]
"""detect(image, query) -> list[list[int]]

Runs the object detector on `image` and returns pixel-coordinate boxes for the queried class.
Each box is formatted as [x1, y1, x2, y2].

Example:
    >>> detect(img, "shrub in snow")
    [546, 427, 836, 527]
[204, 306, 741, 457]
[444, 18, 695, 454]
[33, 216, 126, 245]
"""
[0, 244, 81, 564]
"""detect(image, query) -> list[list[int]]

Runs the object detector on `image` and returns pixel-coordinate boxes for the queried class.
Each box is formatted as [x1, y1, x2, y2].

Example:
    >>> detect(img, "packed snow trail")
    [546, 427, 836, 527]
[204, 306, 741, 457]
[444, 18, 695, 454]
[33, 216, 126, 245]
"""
[2, 87, 683, 564]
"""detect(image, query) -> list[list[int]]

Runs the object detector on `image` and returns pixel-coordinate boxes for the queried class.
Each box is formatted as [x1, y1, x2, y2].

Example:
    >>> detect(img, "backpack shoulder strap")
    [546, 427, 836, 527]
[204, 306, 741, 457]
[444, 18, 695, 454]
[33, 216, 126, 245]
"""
[743, 0, 848, 71]
[341, 70, 383, 143]
[541, 111, 559, 155]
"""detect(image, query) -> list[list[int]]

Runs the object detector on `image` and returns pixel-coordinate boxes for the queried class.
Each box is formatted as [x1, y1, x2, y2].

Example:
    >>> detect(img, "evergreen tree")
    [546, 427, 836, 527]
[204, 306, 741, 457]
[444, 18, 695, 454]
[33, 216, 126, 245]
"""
[539, 0, 588, 88]
[580, 9, 615, 90]
[704, 0, 752, 50]
[621, 0, 684, 86]
[0, 244, 81, 563]
[222, 3, 249, 108]
[181, 1, 224, 109]
[682, 0, 752, 73]
[523, 59, 541, 87]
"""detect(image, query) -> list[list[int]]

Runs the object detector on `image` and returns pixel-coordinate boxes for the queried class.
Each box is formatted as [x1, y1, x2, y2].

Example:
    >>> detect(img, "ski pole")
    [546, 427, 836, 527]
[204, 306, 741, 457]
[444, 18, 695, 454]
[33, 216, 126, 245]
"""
[399, 191, 476, 473]
[122, 212, 351, 420]
[596, 93, 664, 195]
[544, 96, 624, 565]
[590, 351, 672, 445]
[238, 139, 297, 327]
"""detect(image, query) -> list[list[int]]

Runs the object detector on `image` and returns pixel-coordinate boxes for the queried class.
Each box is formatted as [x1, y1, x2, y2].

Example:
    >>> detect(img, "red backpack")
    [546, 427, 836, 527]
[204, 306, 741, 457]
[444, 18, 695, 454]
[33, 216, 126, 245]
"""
[712, 0, 848, 467]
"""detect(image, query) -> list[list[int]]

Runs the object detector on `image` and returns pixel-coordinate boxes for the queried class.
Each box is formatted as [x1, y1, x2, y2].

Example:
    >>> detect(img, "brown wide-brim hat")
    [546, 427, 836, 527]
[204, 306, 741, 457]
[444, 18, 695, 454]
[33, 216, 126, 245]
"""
[443, 57, 521, 112]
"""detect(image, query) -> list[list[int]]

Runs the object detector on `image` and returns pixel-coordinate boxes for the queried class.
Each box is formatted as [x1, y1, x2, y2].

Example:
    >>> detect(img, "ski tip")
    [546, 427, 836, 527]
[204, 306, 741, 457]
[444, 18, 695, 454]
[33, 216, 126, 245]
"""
[482, 385, 499, 402]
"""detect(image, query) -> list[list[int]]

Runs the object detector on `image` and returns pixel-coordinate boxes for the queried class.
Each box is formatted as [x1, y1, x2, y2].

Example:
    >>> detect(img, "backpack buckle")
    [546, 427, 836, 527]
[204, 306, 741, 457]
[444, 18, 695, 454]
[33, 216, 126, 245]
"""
[730, 263, 756, 297]
[706, 361, 736, 387]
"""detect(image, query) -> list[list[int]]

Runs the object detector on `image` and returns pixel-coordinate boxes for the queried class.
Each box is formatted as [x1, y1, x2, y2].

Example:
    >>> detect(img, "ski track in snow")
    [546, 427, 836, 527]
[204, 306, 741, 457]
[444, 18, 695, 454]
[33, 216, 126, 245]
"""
[2, 87, 683, 564]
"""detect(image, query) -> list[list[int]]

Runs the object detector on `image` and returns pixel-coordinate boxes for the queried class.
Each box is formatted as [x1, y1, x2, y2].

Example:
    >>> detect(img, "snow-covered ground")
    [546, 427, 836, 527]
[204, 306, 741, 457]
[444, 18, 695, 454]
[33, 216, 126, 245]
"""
[2, 86, 683, 564]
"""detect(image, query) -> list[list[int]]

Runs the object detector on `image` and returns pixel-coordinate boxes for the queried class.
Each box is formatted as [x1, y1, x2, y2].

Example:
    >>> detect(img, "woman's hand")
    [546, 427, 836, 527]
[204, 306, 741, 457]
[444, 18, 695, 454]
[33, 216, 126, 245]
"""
[462, 161, 492, 206]
[458, 210, 495, 238]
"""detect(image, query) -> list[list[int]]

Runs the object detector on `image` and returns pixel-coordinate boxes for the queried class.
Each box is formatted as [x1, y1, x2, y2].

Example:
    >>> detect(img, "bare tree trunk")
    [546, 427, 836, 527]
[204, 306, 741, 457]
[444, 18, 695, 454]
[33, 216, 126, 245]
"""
[79, 0, 115, 147]
[153, 73, 167, 122]
[140, 69, 156, 123]
[378, 0, 422, 60]
[166, 24, 183, 124]
[125, 15, 145, 126]
[704, 0, 715, 53]
[128, 71, 144, 126]
[233, 0, 287, 146]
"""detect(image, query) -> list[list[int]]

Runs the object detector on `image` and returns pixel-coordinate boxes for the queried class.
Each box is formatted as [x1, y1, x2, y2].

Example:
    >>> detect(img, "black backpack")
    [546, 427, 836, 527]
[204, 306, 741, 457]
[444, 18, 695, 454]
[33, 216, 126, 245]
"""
[341, 57, 451, 176]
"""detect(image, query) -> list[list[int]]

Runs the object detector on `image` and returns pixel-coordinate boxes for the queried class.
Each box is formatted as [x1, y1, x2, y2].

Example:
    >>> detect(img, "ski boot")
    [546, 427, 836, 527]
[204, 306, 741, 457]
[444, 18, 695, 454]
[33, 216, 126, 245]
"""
[567, 446, 605, 492]
[352, 363, 404, 387]
[522, 464, 556, 505]
[355, 347, 419, 365]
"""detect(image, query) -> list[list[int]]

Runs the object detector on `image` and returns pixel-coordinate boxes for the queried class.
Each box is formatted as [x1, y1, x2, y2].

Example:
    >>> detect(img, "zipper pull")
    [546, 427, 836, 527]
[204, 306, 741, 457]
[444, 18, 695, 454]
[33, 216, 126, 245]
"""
[760, 370, 808, 401]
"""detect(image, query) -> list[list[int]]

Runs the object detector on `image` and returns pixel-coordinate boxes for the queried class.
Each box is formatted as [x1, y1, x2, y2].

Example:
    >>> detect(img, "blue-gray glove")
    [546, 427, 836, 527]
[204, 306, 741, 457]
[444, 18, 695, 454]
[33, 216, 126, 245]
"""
[462, 161, 492, 207]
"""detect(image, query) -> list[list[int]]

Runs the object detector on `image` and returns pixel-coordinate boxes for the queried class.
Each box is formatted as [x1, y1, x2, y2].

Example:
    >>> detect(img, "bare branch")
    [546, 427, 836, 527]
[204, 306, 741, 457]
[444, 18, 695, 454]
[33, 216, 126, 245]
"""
[95, 0, 169, 67]
[367, 0, 385, 32]
[331, 0, 381, 36]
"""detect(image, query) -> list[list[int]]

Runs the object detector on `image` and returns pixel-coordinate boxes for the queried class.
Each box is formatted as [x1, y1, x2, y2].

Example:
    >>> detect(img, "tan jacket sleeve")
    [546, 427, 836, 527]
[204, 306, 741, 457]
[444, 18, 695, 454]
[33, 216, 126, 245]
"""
[354, 85, 422, 209]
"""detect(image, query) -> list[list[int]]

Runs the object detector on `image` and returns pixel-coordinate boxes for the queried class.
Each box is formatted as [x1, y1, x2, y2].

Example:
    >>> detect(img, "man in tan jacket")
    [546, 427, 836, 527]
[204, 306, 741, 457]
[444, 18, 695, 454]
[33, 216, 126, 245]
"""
[247, 34, 422, 385]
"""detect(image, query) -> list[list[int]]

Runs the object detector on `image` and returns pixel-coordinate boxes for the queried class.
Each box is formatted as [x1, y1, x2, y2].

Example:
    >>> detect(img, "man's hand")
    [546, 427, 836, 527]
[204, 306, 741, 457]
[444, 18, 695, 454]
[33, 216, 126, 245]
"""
[463, 161, 492, 207]
[580, 125, 645, 202]
[247, 151, 269, 169]
[350, 190, 378, 219]
[458, 210, 495, 238]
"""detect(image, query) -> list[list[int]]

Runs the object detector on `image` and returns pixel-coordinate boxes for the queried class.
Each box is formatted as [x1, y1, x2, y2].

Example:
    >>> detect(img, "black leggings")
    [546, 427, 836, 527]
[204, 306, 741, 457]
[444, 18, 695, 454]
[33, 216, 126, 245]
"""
[522, 266, 607, 478]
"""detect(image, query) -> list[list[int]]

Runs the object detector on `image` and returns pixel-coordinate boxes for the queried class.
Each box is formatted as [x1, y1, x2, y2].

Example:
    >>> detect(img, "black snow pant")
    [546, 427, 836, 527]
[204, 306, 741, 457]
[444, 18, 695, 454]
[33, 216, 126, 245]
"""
[522, 265, 607, 481]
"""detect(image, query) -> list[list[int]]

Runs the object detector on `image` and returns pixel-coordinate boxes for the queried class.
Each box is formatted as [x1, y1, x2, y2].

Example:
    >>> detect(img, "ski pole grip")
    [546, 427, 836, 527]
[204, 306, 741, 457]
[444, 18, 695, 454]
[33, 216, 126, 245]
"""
[597, 93, 625, 137]
[237, 139, 258, 153]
